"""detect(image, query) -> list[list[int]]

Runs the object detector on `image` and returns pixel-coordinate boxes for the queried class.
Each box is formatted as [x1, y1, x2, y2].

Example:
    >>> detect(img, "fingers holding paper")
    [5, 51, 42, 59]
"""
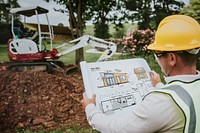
[81, 92, 96, 109]
[149, 70, 161, 87]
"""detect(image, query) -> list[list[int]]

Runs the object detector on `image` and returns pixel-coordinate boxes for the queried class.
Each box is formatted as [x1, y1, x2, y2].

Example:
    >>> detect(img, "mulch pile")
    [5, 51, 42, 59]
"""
[0, 63, 89, 132]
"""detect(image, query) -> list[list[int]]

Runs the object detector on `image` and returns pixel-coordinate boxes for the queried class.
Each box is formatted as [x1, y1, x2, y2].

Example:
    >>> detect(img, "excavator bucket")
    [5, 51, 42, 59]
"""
[63, 65, 79, 76]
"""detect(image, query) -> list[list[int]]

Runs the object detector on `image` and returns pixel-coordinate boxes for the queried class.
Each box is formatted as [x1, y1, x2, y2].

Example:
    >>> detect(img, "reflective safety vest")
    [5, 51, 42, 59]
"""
[153, 79, 200, 133]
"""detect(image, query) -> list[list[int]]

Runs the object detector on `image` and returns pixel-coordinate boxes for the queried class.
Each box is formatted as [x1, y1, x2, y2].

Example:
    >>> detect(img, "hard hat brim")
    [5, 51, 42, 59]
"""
[147, 42, 200, 51]
[147, 43, 163, 51]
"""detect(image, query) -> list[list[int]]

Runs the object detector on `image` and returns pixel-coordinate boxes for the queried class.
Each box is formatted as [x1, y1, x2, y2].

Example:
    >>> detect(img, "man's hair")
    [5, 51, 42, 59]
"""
[177, 51, 200, 66]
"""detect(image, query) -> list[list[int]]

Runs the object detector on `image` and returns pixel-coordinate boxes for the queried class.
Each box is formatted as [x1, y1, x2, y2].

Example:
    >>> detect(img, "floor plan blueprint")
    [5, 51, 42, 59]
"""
[80, 58, 154, 116]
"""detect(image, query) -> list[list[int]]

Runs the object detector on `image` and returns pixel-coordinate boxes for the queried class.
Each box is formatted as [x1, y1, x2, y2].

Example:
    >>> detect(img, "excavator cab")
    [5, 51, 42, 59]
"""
[8, 6, 62, 73]
[13, 20, 24, 39]
[9, 6, 54, 61]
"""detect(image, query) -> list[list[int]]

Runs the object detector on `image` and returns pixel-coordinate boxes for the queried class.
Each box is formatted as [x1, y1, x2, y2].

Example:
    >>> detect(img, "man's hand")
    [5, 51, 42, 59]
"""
[149, 70, 161, 87]
[81, 92, 96, 109]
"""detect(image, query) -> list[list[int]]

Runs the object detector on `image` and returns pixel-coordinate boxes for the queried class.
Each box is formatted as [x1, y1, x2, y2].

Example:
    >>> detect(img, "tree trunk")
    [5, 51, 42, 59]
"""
[68, 0, 84, 65]
[75, 0, 84, 65]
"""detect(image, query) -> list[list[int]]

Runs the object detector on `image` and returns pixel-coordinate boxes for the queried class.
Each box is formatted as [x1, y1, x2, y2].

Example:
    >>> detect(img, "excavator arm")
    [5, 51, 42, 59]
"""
[54, 35, 117, 62]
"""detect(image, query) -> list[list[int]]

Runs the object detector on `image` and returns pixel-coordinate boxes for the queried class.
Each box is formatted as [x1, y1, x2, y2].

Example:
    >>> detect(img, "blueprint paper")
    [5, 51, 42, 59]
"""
[80, 58, 154, 117]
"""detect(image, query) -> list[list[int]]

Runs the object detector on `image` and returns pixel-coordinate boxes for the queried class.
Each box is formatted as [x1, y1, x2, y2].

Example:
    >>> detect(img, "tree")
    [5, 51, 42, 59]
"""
[85, 0, 122, 39]
[51, 0, 124, 39]
[44, 0, 87, 65]
[44, 0, 123, 64]
[0, 0, 19, 24]
[180, 0, 200, 23]
[43, 0, 186, 64]
[123, 0, 152, 29]
[152, 0, 184, 29]
[0, 0, 19, 44]
[122, 0, 184, 30]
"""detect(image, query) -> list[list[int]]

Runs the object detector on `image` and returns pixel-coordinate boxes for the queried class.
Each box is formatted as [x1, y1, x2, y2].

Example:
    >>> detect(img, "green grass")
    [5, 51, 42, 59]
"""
[83, 23, 137, 36]
[0, 43, 122, 64]
[109, 23, 137, 36]
[0, 42, 164, 82]
[55, 44, 105, 65]
[63, 125, 99, 133]
[0, 44, 9, 63]
[83, 25, 95, 36]
[16, 125, 99, 133]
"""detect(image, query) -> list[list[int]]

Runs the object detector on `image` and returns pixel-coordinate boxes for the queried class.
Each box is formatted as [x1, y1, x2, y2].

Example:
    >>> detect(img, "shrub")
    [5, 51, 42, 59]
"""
[0, 23, 12, 44]
[112, 26, 127, 38]
[110, 38, 124, 53]
[122, 29, 155, 56]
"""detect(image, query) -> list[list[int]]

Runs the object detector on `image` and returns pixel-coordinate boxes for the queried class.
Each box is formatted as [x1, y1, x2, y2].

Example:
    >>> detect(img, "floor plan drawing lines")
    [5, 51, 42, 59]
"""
[80, 58, 155, 117]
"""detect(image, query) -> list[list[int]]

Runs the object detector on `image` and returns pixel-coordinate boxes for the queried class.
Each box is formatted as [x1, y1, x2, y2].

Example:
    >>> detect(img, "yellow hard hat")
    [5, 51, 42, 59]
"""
[148, 15, 200, 51]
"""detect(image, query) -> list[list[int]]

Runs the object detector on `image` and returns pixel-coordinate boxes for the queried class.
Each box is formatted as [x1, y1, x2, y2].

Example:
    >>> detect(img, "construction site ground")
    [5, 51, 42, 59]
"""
[0, 62, 91, 132]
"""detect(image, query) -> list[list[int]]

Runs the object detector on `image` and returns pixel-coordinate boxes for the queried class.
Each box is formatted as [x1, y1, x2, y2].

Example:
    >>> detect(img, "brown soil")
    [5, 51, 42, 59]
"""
[0, 63, 89, 132]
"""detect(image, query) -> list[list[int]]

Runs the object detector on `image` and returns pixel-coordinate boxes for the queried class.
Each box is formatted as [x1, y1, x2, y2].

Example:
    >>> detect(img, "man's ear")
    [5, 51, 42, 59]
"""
[168, 53, 176, 67]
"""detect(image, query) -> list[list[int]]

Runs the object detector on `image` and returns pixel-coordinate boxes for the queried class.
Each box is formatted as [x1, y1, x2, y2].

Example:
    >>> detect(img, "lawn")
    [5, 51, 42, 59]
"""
[83, 23, 137, 37]
[0, 42, 115, 64]
[16, 125, 99, 133]
[0, 42, 161, 72]
[0, 44, 9, 63]
[0, 41, 165, 84]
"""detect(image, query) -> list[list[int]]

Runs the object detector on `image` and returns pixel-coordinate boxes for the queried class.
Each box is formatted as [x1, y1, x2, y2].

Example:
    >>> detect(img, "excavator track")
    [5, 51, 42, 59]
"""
[8, 61, 80, 76]
[8, 61, 64, 73]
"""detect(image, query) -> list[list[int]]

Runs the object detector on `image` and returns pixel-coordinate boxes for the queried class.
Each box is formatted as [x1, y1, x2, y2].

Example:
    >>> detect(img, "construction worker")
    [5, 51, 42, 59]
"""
[82, 14, 200, 133]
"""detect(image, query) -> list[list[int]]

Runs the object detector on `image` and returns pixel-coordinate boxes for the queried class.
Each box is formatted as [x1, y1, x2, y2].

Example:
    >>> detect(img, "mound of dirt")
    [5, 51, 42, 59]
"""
[0, 63, 89, 132]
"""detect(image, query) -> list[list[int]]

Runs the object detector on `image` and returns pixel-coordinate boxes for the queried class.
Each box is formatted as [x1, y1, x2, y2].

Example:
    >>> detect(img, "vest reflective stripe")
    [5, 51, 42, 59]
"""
[161, 85, 195, 132]
[153, 80, 200, 133]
